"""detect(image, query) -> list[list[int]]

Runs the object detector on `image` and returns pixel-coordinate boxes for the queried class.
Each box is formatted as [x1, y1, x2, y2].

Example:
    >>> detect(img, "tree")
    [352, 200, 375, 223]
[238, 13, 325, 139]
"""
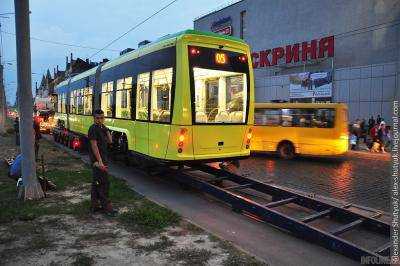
[14, 0, 44, 200]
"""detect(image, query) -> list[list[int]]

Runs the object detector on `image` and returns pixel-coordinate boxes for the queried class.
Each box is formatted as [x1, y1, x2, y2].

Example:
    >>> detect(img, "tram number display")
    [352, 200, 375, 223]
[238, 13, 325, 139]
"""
[215, 52, 228, 65]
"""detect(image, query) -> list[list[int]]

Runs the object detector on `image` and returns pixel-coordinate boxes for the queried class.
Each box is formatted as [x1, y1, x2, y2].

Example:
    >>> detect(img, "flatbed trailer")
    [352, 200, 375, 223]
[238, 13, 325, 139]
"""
[169, 163, 391, 264]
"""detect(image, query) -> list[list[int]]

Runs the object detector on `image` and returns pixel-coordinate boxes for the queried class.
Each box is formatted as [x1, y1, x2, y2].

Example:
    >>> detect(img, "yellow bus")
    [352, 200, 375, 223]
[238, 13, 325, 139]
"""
[251, 103, 348, 159]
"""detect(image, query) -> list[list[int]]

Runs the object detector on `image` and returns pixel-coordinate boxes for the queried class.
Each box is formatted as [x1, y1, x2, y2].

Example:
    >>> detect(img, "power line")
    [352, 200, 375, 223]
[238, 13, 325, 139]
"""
[0, 30, 119, 52]
[89, 0, 179, 59]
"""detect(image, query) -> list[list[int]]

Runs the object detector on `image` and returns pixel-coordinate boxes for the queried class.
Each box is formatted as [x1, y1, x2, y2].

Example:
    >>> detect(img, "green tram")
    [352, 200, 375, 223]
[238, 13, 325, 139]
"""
[53, 30, 254, 163]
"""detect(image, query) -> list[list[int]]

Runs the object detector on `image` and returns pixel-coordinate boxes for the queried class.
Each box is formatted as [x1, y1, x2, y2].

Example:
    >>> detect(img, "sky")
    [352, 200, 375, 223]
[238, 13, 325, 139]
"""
[0, 0, 233, 105]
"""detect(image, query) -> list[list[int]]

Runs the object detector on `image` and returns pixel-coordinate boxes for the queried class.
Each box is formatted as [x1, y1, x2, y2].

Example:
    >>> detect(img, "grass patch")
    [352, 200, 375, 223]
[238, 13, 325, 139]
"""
[108, 176, 143, 205]
[168, 247, 213, 265]
[44, 169, 92, 191]
[74, 232, 118, 247]
[136, 235, 175, 254]
[71, 253, 95, 266]
[28, 234, 54, 251]
[223, 252, 267, 266]
[118, 200, 180, 234]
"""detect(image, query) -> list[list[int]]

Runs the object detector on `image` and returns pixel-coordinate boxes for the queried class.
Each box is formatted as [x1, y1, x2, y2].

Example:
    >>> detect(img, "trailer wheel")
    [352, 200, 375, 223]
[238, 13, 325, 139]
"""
[277, 141, 295, 160]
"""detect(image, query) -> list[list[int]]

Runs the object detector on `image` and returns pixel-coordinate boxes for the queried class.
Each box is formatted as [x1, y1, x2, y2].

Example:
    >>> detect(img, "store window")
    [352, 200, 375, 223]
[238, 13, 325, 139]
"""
[101, 81, 114, 117]
[83, 87, 93, 115]
[193, 67, 247, 123]
[150, 68, 173, 122]
[116, 77, 132, 119]
[136, 72, 150, 120]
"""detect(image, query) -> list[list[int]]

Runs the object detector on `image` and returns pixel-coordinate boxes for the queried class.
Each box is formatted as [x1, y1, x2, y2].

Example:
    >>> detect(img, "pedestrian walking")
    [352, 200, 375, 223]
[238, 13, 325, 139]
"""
[376, 115, 382, 125]
[377, 121, 387, 153]
[368, 115, 375, 132]
[350, 132, 357, 150]
[88, 109, 117, 216]
[14, 117, 20, 146]
[33, 118, 41, 158]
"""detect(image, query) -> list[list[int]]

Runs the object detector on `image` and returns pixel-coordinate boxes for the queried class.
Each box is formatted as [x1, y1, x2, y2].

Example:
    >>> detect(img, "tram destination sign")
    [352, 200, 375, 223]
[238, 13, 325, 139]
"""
[251, 36, 334, 68]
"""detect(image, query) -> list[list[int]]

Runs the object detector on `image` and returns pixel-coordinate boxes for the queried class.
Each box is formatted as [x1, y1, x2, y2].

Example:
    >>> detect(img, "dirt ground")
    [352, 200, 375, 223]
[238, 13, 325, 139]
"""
[0, 125, 266, 266]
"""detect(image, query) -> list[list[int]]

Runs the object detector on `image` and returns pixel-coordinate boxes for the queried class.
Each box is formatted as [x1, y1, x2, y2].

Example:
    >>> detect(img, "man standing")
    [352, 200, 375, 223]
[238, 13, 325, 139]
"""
[88, 109, 117, 216]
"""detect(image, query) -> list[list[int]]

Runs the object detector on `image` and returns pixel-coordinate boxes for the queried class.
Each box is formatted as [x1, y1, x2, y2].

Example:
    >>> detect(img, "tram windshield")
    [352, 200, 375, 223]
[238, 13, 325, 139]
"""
[189, 46, 250, 124]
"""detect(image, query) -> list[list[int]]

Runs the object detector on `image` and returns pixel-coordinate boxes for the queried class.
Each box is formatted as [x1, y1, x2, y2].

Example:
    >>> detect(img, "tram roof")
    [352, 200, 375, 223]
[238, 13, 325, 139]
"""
[55, 30, 246, 91]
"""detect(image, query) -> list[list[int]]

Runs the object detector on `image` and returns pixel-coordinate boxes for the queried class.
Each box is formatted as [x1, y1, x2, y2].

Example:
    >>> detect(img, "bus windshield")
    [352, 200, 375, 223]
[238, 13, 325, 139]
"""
[189, 46, 250, 124]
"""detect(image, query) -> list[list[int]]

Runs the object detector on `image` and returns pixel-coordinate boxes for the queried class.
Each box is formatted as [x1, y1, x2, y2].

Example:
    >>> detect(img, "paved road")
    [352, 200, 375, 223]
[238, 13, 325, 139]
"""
[234, 151, 391, 212]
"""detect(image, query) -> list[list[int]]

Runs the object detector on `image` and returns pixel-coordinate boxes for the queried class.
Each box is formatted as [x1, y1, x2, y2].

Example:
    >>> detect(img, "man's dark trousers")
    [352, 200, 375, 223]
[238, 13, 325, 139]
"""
[91, 166, 110, 209]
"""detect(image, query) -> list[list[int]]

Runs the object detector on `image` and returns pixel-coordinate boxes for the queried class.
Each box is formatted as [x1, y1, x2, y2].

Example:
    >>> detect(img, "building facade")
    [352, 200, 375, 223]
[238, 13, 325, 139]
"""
[194, 0, 400, 122]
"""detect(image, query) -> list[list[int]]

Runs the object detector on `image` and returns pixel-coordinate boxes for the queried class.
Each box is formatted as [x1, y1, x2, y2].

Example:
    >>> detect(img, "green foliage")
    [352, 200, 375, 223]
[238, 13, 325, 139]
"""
[108, 176, 143, 205]
[118, 200, 180, 234]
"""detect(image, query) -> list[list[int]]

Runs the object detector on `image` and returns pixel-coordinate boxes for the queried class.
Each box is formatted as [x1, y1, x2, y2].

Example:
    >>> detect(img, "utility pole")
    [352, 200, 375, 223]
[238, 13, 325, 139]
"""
[0, 22, 6, 134]
[14, 0, 44, 200]
[0, 61, 5, 134]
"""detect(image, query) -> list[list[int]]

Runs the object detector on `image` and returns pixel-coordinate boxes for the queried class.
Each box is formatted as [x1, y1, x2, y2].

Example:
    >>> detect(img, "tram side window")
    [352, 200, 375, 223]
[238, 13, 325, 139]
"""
[101, 81, 114, 117]
[150, 68, 173, 122]
[136, 72, 150, 120]
[116, 77, 132, 119]
[61, 93, 66, 113]
[83, 87, 93, 115]
[77, 89, 84, 114]
[57, 94, 62, 113]
[70, 91, 76, 114]
[254, 109, 281, 126]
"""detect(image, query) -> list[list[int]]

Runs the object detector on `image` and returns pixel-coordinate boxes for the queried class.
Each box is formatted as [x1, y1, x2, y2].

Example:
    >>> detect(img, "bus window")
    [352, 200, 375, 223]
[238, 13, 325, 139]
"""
[101, 81, 114, 117]
[150, 68, 173, 123]
[193, 67, 247, 123]
[116, 77, 132, 119]
[136, 72, 150, 120]
[255, 109, 281, 126]
[313, 109, 335, 128]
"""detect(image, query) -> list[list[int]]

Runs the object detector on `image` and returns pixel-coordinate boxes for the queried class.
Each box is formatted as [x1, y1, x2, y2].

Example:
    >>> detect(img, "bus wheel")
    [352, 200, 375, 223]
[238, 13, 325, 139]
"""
[278, 142, 295, 160]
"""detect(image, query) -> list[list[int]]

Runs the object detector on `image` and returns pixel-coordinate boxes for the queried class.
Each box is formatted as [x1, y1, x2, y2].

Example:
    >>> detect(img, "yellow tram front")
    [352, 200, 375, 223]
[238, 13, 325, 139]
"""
[167, 32, 254, 161]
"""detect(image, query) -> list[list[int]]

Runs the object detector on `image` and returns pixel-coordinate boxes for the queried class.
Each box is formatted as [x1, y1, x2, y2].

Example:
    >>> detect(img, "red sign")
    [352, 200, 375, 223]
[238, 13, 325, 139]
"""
[251, 36, 334, 68]
[213, 26, 232, 36]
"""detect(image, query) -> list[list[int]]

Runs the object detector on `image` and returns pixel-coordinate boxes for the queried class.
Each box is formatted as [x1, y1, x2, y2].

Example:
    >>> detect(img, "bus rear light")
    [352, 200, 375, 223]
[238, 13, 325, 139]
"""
[246, 128, 252, 144]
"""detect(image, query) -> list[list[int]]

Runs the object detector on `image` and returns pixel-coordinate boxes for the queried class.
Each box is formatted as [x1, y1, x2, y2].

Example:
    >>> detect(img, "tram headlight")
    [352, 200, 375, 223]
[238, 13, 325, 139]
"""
[178, 128, 188, 152]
